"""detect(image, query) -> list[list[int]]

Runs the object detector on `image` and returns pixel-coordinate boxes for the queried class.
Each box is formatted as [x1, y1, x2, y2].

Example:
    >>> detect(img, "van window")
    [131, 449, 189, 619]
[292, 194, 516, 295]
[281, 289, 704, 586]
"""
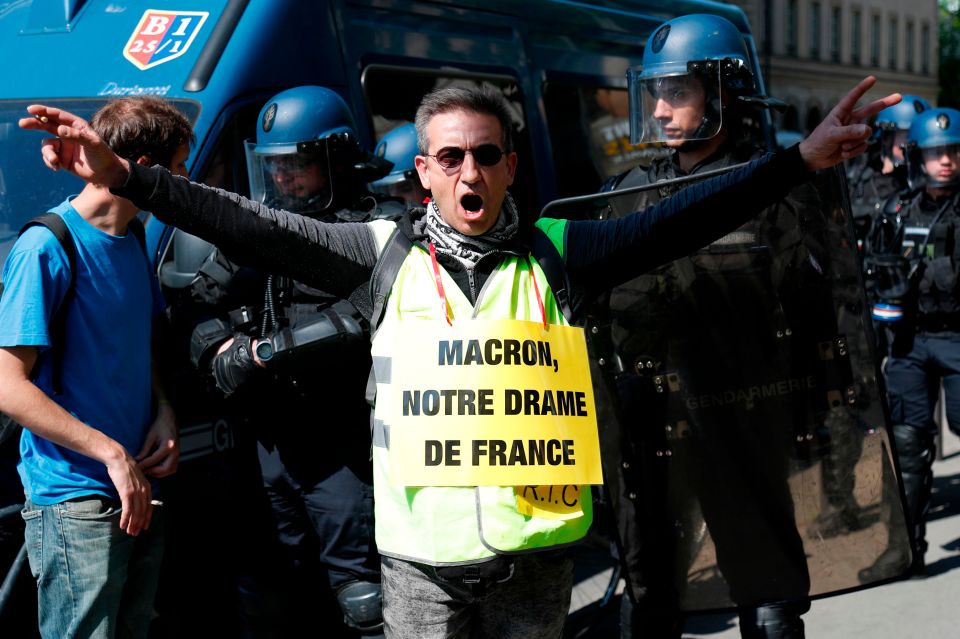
[193, 102, 262, 193]
[542, 84, 667, 198]
[362, 66, 539, 219]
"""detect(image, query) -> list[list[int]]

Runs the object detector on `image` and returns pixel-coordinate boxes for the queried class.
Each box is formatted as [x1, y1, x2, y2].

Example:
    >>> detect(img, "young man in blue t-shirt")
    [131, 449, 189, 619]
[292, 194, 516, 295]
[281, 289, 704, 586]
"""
[0, 97, 192, 639]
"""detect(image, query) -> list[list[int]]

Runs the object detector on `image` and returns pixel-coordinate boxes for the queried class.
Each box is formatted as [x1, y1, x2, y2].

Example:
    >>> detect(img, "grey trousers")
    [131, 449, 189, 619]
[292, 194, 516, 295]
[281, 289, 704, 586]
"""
[381, 551, 573, 638]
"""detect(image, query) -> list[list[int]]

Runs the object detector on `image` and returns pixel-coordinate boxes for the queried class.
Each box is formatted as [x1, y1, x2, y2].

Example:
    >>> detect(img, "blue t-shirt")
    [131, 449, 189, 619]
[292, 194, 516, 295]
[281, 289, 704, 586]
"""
[0, 199, 163, 505]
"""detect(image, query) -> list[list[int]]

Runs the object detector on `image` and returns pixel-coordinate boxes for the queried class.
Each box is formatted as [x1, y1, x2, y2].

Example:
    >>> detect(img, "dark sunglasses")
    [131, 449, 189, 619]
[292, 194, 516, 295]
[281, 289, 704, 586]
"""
[426, 144, 505, 170]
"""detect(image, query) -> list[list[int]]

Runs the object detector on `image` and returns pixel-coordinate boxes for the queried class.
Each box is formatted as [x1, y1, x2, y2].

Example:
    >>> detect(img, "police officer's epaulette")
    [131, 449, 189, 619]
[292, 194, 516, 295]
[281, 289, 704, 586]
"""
[600, 171, 629, 193]
[332, 206, 372, 222]
[603, 161, 664, 193]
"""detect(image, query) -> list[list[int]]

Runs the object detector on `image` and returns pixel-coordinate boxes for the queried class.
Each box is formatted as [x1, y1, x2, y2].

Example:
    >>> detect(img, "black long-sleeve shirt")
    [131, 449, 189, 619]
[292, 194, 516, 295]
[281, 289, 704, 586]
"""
[114, 145, 809, 311]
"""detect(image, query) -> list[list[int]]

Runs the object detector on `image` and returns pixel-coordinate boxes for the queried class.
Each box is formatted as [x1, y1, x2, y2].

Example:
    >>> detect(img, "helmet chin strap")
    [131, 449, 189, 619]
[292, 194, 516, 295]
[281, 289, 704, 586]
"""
[677, 115, 720, 153]
[677, 96, 723, 152]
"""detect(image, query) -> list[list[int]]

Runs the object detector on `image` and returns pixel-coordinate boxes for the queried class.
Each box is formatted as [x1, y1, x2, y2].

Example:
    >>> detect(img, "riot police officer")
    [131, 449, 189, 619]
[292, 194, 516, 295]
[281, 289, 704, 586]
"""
[847, 96, 930, 250]
[598, 14, 815, 638]
[862, 107, 960, 580]
[368, 123, 430, 206]
[177, 86, 403, 636]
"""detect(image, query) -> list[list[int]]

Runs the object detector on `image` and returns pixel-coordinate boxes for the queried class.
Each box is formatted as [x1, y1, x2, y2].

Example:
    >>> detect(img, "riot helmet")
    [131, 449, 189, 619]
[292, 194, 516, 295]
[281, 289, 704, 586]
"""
[874, 95, 930, 168]
[627, 14, 755, 146]
[245, 86, 363, 215]
[904, 107, 960, 190]
[369, 123, 429, 205]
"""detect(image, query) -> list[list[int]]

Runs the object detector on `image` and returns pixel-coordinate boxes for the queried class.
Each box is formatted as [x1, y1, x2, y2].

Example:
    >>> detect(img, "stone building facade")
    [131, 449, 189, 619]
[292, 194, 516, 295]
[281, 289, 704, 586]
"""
[726, 0, 939, 133]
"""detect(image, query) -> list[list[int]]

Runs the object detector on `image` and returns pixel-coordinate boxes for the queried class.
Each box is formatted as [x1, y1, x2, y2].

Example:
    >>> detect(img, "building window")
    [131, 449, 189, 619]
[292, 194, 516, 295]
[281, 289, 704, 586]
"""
[851, 9, 862, 65]
[786, 0, 798, 55]
[922, 23, 930, 74]
[888, 16, 898, 70]
[810, 2, 821, 60]
[830, 6, 842, 62]
[906, 21, 915, 72]
[871, 14, 880, 67]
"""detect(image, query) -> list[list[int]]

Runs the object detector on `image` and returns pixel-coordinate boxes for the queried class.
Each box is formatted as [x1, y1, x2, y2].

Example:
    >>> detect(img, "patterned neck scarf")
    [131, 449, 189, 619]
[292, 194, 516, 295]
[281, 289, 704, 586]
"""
[423, 193, 520, 270]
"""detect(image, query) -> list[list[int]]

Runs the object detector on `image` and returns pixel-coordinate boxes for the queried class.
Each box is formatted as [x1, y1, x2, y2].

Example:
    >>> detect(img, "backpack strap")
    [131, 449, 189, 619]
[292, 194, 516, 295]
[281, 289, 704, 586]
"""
[17, 214, 77, 394]
[19, 214, 77, 284]
[368, 224, 581, 328]
[127, 216, 147, 254]
[368, 228, 413, 333]
[530, 226, 578, 324]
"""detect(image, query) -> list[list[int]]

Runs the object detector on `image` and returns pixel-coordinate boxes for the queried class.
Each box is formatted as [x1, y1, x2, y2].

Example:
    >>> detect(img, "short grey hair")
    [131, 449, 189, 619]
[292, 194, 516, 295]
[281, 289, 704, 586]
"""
[414, 85, 514, 155]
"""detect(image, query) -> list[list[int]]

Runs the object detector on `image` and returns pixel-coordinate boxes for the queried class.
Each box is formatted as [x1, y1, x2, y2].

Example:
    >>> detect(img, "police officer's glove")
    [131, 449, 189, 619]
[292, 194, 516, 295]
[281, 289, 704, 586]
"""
[211, 335, 257, 395]
[189, 318, 233, 371]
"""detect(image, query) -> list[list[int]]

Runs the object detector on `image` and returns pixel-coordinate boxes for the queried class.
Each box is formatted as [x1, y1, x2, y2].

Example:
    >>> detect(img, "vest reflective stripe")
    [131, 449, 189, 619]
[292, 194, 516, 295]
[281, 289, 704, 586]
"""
[367, 220, 593, 565]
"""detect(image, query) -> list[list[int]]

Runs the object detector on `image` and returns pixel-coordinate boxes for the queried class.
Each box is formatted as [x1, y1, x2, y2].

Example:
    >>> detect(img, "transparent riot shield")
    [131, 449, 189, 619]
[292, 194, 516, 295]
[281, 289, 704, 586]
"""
[542, 164, 911, 611]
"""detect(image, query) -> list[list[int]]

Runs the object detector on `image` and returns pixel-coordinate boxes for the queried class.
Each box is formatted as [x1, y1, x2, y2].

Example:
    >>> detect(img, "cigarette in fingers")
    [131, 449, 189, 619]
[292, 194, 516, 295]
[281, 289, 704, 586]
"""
[116, 499, 164, 513]
[34, 114, 48, 123]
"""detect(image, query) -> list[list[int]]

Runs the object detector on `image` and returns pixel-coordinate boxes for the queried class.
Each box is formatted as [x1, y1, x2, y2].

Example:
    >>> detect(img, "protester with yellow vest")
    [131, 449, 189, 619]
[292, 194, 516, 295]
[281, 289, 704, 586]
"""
[20, 76, 897, 637]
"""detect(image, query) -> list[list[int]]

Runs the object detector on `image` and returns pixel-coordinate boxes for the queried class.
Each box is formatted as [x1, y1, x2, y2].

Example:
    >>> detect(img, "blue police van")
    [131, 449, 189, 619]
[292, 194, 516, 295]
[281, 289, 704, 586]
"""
[0, 0, 765, 635]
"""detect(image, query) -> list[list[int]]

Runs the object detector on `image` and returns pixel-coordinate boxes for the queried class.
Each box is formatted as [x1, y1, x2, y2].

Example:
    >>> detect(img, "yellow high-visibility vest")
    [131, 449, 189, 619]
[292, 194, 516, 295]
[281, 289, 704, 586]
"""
[367, 219, 593, 565]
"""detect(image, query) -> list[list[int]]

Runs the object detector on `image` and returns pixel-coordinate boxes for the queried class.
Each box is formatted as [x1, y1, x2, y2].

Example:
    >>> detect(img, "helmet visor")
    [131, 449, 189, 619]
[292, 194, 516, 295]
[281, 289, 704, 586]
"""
[628, 65, 723, 145]
[244, 139, 334, 214]
[881, 129, 910, 167]
[920, 144, 960, 163]
[919, 143, 960, 188]
[369, 171, 430, 206]
[906, 142, 960, 190]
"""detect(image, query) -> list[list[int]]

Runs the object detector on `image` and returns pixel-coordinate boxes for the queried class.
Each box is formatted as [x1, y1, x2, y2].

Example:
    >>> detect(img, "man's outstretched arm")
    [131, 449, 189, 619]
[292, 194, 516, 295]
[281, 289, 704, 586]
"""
[18, 107, 381, 298]
[560, 76, 901, 290]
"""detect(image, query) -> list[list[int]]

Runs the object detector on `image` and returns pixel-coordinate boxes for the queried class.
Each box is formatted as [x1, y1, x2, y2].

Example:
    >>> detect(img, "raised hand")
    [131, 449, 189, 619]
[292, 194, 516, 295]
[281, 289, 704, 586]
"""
[18, 105, 130, 188]
[799, 76, 902, 171]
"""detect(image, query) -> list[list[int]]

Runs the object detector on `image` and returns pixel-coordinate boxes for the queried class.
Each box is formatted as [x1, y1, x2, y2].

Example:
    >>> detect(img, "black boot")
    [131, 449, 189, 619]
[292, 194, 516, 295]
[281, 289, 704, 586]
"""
[892, 424, 935, 574]
[807, 499, 864, 539]
[857, 544, 915, 583]
[620, 593, 684, 639]
[739, 603, 806, 639]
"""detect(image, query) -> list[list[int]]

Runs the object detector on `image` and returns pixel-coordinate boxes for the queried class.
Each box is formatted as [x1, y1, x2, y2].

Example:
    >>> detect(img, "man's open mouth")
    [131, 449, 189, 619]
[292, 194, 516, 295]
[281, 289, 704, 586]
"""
[461, 194, 484, 212]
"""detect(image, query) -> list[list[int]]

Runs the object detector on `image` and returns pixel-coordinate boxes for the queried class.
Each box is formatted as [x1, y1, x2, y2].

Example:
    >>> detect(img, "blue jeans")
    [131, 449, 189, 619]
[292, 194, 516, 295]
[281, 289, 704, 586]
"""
[22, 496, 164, 639]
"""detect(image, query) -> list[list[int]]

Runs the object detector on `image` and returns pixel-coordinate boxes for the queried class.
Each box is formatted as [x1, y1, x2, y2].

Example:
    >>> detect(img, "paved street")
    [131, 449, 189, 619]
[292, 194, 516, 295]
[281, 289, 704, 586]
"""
[567, 431, 960, 638]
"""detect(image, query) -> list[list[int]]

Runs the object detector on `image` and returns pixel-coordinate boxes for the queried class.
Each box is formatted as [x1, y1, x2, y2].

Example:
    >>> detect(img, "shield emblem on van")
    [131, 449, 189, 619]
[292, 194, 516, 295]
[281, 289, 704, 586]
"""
[123, 10, 209, 71]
